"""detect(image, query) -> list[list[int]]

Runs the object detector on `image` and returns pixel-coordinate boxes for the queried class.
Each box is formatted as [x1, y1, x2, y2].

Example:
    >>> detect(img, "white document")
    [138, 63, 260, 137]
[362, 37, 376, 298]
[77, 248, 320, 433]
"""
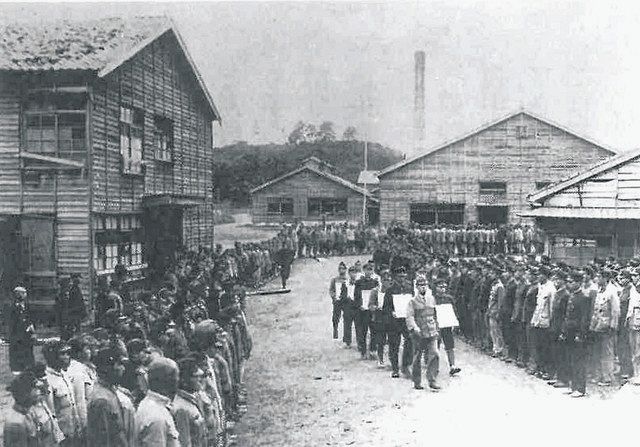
[346, 284, 355, 301]
[436, 303, 459, 328]
[392, 294, 413, 319]
[361, 289, 373, 310]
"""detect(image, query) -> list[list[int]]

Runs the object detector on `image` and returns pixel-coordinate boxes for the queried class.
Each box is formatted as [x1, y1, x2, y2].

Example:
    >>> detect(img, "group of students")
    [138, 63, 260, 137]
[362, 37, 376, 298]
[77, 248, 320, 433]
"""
[4, 244, 261, 447]
[293, 222, 380, 258]
[381, 222, 545, 258]
[328, 260, 461, 391]
[448, 255, 640, 396]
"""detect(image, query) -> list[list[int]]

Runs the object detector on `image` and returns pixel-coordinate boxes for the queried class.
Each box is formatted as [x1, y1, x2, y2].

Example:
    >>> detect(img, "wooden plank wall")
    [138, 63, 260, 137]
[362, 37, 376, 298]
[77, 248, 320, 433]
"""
[379, 113, 614, 225]
[92, 31, 215, 249]
[251, 169, 366, 223]
[0, 74, 21, 214]
[545, 157, 640, 208]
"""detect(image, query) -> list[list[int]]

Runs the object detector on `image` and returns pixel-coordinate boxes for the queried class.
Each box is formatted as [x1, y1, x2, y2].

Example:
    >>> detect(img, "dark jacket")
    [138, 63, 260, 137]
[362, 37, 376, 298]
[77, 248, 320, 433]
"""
[561, 287, 591, 341]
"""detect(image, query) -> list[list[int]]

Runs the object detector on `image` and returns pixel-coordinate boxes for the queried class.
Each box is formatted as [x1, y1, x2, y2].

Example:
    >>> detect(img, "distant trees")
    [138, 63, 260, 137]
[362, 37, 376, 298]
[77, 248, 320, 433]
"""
[342, 126, 357, 141]
[287, 121, 354, 145]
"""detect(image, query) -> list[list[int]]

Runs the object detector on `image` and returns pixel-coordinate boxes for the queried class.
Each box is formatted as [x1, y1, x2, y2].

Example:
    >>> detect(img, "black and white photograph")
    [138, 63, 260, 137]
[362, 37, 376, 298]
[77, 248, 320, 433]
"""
[0, 1, 639, 446]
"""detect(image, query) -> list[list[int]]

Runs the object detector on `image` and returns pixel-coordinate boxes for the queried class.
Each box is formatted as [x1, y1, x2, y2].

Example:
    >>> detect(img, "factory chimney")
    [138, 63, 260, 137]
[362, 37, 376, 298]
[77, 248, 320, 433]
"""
[414, 50, 426, 151]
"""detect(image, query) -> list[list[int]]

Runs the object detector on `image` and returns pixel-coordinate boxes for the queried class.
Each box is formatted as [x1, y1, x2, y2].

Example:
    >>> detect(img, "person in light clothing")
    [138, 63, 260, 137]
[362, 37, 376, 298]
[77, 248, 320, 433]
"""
[626, 271, 640, 385]
[406, 276, 440, 391]
[589, 270, 620, 386]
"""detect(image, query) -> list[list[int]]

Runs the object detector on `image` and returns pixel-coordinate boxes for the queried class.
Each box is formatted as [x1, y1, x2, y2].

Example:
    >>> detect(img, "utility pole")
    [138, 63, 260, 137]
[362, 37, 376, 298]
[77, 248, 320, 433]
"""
[362, 137, 368, 226]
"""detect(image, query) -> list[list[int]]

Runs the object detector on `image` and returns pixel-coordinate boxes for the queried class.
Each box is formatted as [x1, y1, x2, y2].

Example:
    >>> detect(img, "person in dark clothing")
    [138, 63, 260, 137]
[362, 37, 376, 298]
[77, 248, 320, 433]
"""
[354, 263, 380, 360]
[560, 271, 592, 397]
[549, 275, 570, 388]
[7, 286, 35, 374]
[68, 273, 87, 337]
[382, 267, 414, 378]
[274, 247, 295, 289]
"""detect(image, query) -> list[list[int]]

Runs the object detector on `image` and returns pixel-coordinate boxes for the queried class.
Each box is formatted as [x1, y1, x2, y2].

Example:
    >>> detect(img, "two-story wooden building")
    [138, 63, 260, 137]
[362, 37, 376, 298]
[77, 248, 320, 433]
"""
[523, 148, 640, 265]
[0, 16, 220, 315]
[376, 110, 615, 226]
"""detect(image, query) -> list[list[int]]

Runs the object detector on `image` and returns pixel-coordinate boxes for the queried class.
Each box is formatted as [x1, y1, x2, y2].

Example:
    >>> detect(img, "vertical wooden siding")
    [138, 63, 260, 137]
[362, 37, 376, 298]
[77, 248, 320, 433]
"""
[379, 113, 614, 225]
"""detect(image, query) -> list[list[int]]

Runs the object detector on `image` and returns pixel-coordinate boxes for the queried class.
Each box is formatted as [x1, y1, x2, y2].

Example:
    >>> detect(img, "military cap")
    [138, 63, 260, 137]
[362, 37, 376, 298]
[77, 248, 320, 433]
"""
[348, 266, 357, 273]
[94, 346, 128, 370]
[338, 262, 347, 269]
[126, 338, 149, 355]
[13, 286, 27, 294]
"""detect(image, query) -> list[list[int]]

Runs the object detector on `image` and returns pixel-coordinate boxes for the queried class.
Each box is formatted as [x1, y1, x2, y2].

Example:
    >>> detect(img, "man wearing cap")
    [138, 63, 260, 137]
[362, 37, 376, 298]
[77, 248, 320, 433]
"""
[487, 269, 506, 359]
[354, 263, 380, 360]
[549, 273, 570, 388]
[530, 266, 556, 379]
[123, 338, 151, 406]
[87, 346, 135, 446]
[383, 266, 414, 378]
[434, 276, 461, 376]
[7, 286, 35, 374]
[560, 271, 592, 397]
[339, 266, 359, 348]
[136, 357, 181, 446]
[43, 340, 82, 446]
[589, 269, 620, 386]
[406, 276, 440, 390]
[173, 358, 208, 447]
[3, 370, 39, 446]
[329, 262, 348, 340]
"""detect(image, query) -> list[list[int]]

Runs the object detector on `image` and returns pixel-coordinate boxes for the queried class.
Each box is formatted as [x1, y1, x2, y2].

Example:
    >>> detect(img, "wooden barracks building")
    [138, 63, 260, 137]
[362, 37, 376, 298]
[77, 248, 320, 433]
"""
[0, 17, 220, 315]
[377, 110, 615, 226]
[251, 157, 378, 224]
[524, 149, 640, 265]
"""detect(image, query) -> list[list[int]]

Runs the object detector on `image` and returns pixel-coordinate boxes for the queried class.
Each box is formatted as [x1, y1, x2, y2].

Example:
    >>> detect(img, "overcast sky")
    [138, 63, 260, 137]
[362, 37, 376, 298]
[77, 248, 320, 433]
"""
[3, 1, 640, 154]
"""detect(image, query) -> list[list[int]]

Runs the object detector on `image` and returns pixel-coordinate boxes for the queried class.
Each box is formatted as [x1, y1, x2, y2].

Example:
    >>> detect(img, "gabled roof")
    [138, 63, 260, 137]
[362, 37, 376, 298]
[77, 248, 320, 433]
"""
[250, 164, 377, 201]
[527, 148, 640, 205]
[0, 16, 220, 120]
[357, 170, 379, 185]
[378, 108, 616, 177]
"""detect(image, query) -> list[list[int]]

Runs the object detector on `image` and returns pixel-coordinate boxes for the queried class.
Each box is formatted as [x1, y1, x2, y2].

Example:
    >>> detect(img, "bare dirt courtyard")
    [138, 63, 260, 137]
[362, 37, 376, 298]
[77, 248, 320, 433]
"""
[234, 256, 640, 447]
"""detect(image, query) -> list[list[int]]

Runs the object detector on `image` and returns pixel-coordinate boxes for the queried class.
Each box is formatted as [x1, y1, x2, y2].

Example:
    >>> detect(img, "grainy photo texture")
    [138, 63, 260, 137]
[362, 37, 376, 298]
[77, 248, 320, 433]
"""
[0, 1, 639, 446]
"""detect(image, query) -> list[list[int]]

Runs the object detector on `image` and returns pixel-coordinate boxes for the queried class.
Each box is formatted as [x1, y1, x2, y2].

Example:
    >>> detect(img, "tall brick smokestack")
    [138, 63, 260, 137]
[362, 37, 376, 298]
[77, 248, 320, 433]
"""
[414, 50, 426, 151]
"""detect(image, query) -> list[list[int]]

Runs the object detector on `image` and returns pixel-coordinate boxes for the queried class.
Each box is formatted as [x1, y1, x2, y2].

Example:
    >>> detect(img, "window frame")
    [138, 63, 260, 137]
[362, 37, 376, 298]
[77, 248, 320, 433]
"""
[266, 197, 294, 216]
[479, 181, 507, 195]
[119, 106, 145, 176]
[307, 197, 348, 217]
[153, 116, 174, 163]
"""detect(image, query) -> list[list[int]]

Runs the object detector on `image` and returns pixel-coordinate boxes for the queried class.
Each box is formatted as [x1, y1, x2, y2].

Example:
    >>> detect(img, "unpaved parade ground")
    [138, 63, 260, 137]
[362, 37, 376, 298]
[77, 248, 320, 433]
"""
[235, 256, 640, 447]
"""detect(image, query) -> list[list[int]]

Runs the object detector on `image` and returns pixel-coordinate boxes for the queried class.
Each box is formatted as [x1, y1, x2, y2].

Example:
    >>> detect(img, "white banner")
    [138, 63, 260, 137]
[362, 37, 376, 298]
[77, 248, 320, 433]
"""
[392, 294, 413, 319]
[361, 289, 373, 310]
[436, 303, 459, 328]
[346, 284, 355, 301]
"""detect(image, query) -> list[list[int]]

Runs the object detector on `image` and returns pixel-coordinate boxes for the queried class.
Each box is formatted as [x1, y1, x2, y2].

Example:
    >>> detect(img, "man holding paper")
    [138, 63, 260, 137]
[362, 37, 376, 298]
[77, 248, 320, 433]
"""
[406, 276, 441, 390]
[354, 263, 380, 360]
[329, 262, 349, 340]
[382, 267, 414, 378]
[433, 275, 461, 376]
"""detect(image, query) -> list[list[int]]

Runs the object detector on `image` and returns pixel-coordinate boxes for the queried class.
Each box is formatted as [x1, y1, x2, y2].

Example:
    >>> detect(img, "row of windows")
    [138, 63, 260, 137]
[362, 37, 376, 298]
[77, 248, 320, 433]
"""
[94, 215, 142, 231]
[479, 181, 552, 195]
[266, 197, 348, 217]
[93, 241, 143, 272]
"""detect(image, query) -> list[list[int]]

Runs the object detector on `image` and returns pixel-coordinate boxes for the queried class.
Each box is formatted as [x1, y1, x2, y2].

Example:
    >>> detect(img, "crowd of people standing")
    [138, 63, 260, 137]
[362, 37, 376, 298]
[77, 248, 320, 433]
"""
[3, 230, 304, 447]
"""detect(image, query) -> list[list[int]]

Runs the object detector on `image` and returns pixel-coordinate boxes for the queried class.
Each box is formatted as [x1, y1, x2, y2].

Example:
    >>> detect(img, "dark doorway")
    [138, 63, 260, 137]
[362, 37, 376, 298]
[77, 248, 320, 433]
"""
[144, 207, 183, 275]
[477, 206, 509, 225]
[410, 203, 465, 225]
[367, 205, 380, 226]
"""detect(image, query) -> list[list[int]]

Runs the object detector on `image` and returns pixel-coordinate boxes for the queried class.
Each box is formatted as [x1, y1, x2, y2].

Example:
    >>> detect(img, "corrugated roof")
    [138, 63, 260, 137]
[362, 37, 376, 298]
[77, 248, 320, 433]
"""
[527, 148, 640, 205]
[0, 16, 221, 120]
[378, 108, 616, 178]
[250, 164, 377, 201]
[518, 207, 640, 219]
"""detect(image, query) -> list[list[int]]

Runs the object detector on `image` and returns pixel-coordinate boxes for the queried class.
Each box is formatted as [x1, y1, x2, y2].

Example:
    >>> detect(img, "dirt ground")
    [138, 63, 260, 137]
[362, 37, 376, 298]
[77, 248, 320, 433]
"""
[234, 256, 640, 447]
[214, 213, 280, 249]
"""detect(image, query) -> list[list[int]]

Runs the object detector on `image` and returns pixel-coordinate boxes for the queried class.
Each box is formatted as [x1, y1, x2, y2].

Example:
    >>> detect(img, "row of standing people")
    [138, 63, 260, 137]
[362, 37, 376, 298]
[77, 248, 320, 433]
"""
[4, 244, 265, 447]
[448, 256, 640, 396]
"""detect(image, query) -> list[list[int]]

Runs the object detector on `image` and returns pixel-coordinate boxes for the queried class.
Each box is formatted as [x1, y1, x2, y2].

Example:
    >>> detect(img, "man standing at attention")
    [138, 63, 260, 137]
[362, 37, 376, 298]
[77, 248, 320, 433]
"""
[329, 262, 348, 340]
[406, 276, 440, 391]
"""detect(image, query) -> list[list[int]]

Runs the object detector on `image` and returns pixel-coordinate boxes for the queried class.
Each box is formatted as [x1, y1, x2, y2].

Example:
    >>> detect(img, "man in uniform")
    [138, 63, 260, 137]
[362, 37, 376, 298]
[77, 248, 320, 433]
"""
[434, 275, 461, 376]
[3, 370, 40, 446]
[627, 269, 640, 385]
[329, 262, 348, 340]
[589, 269, 620, 386]
[487, 269, 506, 359]
[406, 276, 440, 390]
[354, 263, 380, 360]
[136, 357, 181, 446]
[530, 266, 556, 379]
[383, 267, 414, 378]
[87, 346, 136, 446]
[8, 286, 35, 374]
[173, 357, 208, 447]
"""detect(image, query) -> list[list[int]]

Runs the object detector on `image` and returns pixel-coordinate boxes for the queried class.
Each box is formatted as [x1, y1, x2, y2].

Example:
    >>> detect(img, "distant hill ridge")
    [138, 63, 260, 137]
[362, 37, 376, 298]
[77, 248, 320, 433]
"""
[213, 140, 403, 205]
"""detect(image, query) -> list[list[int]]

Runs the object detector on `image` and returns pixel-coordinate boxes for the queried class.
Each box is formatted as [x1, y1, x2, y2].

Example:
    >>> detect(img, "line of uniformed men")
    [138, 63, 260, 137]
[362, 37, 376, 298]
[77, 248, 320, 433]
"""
[4, 245, 256, 447]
